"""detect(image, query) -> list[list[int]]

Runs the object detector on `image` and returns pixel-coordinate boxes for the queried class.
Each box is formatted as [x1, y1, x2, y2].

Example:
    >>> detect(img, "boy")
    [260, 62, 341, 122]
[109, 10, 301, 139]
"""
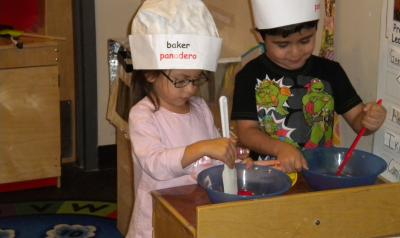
[231, 0, 386, 173]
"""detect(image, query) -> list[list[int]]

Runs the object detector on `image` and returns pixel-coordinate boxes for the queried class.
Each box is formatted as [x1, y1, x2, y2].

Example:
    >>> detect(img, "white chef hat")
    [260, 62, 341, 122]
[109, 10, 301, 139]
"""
[129, 0, 222, 72]
[251, 0, 321, 30]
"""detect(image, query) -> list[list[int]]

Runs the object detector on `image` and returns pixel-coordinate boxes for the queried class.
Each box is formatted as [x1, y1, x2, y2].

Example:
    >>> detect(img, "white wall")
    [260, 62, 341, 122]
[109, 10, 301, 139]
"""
[335, 0, 383, 151]
[95, 0, 141, 146]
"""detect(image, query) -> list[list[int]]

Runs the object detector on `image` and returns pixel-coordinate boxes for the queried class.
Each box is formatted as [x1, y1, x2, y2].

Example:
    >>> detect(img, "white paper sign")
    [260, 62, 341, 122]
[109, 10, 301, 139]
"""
[129, 34, 222, 71]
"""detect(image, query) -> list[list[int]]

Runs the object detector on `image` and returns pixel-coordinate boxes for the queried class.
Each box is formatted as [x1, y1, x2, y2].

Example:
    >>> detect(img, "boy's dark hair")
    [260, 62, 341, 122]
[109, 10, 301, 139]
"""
[131, 70, 162, 111]
[257, 20, 318, 39]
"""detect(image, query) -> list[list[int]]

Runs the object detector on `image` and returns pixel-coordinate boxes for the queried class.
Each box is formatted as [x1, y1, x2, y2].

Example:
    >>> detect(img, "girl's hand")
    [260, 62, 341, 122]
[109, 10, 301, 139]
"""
[232, 131, 253, 168]
[361, 102, 386, 132]
[236, 147, 250, 159]
[275, 143, 308, 173]
[204, 138, 237, 169]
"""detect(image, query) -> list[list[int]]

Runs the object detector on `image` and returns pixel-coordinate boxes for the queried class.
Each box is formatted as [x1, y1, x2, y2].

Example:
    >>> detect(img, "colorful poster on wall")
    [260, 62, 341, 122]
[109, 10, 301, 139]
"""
[373, 0, 400, 182]
[394, 0, 400, 22]
[319, 0, 343, 146]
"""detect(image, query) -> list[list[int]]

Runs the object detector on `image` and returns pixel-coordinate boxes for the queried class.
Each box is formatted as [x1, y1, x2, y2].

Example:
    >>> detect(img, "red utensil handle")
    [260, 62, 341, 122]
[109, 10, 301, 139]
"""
[336, 99, 382, 176]
[336, 128, 366, 176]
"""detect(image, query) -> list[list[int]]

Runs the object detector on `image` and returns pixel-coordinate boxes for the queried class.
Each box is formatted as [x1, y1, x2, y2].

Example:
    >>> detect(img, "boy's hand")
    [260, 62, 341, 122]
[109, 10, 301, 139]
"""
[361, 102, 386, 132]
[275, 143, 308, 173]
[241, 157, 254, 169]
[254, 159, 281, 170]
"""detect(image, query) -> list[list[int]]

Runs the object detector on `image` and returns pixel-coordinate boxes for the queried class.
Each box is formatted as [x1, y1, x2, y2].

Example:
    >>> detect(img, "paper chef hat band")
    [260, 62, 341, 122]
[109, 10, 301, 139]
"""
[251, 0, 321, 30]
[129, 0, 222, 71]
[129, 34, 222, 71]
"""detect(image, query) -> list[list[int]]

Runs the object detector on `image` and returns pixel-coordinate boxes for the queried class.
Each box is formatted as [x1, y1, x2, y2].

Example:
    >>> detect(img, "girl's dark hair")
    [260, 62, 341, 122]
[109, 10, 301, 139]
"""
[131, 70, 162, 111]
[257, 20, 318, 39]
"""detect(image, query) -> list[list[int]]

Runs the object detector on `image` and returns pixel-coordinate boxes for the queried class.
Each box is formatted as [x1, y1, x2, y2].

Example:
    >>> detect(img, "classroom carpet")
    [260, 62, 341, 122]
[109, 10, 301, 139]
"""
[0, 200, 123, 238]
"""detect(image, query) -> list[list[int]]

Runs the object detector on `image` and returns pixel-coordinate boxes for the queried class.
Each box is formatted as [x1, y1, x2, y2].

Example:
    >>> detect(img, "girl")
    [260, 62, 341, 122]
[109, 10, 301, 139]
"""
[125, 0, 247, 237]
[127, 69, 239, 238]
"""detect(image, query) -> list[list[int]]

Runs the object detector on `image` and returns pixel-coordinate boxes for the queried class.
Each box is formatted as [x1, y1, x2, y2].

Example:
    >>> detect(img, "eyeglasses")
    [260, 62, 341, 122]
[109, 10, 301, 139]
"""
[161, 71, 209, 88]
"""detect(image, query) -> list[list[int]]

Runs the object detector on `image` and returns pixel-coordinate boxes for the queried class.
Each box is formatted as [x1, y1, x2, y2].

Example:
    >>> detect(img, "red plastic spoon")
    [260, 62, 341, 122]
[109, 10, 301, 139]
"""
[336, 99, 383, 176]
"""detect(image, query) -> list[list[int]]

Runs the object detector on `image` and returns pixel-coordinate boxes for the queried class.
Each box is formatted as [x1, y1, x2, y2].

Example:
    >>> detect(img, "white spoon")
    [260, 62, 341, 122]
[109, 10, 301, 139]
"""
[219, 96, 238, 194]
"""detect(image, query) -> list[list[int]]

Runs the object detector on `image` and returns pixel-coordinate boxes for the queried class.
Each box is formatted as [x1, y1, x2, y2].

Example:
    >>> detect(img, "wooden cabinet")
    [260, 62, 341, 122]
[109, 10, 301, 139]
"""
[0, 37, 61, 190]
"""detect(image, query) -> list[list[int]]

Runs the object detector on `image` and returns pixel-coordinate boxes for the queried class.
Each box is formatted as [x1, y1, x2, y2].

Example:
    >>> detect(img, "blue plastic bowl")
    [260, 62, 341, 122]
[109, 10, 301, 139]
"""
[302, 147, 387, 190]
[197, 163, 292, 204]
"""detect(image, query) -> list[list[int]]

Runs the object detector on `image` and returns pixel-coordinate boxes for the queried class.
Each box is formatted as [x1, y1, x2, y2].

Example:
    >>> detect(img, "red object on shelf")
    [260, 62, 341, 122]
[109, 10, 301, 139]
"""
[0, 0, 42, 32]
[0, 177, 58, 193]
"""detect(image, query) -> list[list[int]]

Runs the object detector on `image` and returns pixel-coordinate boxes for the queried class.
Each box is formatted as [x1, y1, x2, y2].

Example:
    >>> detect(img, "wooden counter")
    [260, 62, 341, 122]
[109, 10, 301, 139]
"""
[152, 175, 400, 238]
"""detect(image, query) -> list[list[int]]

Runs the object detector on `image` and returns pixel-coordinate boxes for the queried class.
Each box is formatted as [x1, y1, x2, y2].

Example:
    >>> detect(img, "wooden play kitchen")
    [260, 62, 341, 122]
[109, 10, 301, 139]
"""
[152, 175, 400, 238]
[0, 37, 61, 191]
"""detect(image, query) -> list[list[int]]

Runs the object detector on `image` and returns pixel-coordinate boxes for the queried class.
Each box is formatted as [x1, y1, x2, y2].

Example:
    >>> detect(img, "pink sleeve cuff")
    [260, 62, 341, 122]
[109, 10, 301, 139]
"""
[165, 146, 187, 177]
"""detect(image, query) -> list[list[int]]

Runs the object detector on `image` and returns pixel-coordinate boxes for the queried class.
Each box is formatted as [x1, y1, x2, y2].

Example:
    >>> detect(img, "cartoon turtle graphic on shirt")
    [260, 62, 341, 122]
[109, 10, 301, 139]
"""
[302, 78, 334, 149]
[261, 114, 299, 148]
[256, 78, 292, 116]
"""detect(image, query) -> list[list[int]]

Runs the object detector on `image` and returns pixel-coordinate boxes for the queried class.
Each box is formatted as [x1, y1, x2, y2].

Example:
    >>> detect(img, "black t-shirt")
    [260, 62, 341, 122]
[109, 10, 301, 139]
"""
[231, 54, 362, 159]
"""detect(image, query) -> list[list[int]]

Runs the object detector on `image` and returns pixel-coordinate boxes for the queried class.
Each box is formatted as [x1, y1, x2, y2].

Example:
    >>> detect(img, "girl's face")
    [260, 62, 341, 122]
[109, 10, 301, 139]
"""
[149, 69, 205, 113]
[263, 27, 317, 70]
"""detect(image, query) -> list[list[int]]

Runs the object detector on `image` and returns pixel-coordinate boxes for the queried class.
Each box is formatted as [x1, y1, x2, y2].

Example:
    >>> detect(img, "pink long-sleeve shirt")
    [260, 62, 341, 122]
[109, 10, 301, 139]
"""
[126, 96, 220, 238]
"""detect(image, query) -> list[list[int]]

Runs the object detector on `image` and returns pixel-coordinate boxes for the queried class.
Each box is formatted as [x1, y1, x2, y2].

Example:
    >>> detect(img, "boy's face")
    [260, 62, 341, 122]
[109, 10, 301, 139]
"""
[263, 27, 317, 70]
